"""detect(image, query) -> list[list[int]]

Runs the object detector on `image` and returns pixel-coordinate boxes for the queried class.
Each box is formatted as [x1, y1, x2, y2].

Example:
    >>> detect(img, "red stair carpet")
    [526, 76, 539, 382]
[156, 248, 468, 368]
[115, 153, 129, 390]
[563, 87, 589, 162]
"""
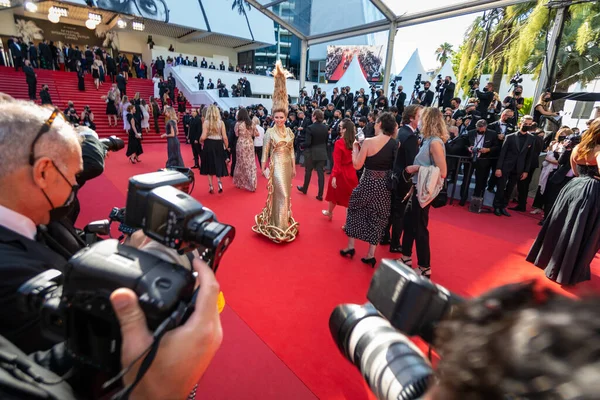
[0, 66, 186, 144]
[74, 143, 600, 400]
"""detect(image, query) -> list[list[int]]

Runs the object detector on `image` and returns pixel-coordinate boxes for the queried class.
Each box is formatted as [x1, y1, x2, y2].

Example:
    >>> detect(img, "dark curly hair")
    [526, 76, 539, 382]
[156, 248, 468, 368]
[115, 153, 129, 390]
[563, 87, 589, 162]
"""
[432, 282, 600, 400]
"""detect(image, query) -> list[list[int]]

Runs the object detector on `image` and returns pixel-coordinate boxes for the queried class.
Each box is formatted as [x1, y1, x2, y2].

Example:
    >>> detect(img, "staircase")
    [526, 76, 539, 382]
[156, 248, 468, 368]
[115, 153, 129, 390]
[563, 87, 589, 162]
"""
[0, 66, 186, 144]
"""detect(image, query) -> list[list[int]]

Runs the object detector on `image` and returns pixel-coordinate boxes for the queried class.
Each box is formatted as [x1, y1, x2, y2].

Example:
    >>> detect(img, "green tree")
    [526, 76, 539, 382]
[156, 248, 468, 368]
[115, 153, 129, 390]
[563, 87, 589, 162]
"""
[435, 42, 454, 67]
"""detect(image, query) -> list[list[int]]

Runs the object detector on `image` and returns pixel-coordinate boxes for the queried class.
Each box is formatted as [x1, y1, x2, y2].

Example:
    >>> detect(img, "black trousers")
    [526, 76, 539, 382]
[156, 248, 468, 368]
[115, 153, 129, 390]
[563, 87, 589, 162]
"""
[382, 187, 410, 247]
[402, 189, 431, 268]
[493, 171, 528, 209]
[153, 116, 160, 133]
[192, 142, 201, 167]
[487, 158, 498, 191]
[13, 56, 22, 71]
[254, 146, 263, 168]
[303, 156, 325, 197]
[229, 142, 237, 176]
[27, 81, 36, 100]
[460, 159, 491, 200]
[326, 144, 333, 171]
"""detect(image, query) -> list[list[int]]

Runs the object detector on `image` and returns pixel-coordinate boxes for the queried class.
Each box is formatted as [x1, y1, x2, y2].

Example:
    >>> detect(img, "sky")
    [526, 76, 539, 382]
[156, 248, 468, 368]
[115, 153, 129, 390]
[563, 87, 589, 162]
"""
[376, 0, 483, 73]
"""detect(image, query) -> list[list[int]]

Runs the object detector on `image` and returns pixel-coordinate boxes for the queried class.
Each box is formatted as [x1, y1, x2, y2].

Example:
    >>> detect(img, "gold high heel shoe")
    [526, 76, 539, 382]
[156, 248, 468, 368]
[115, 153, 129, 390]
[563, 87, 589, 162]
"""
[321, 210, 333, 221]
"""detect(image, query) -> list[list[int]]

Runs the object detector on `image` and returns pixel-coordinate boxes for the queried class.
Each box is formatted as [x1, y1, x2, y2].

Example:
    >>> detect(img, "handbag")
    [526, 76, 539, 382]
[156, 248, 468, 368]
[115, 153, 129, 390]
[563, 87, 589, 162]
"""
[431, 180, 448, 208]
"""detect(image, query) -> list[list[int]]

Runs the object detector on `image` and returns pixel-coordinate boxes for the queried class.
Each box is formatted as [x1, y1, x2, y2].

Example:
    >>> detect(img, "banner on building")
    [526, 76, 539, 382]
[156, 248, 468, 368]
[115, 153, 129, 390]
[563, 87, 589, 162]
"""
[13, 15, 105, 47]
[325, 45, 384, 83]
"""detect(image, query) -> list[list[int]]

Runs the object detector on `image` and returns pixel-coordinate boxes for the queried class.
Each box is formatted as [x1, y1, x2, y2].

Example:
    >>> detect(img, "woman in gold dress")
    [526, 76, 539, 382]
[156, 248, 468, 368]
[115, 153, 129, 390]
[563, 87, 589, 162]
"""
[252, 61, 299, 243]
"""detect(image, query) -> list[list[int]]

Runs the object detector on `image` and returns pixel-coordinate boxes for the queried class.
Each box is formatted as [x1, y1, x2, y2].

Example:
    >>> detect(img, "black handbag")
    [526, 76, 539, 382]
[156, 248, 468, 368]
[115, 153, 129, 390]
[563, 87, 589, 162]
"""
[431, 180, 448, 208]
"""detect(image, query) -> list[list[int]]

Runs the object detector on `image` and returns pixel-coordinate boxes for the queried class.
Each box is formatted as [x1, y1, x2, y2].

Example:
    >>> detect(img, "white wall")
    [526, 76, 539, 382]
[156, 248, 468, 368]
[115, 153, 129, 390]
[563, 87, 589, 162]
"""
[561, 79, 600, 129]
[0, 10, 17, 37]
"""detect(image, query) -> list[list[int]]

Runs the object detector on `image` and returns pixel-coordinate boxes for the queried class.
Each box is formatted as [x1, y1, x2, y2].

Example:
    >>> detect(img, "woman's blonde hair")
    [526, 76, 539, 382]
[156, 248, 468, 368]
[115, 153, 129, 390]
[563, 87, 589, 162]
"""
[577, 118, 600, 159]
[272, 60, 292, 116]
[420, 107, 449, 143]
[206, 104, 221, 134]
[165, 106, 177, 122]
[252, 116, 260, 125]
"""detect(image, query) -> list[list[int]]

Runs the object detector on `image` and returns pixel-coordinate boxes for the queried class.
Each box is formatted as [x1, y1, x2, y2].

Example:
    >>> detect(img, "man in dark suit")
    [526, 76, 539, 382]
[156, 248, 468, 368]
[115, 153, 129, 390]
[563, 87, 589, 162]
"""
[200, 57, 208, 68]
[395, 86, 407, 115]
[327, 110, 342, 173]
[295, 110, 310, 164]
[493, 116, 536, 216]
[298, 109, 328, 200]
[116, 72, 127, 96]
[40, 40, 52, 70]
[189, 109, 202, 168]
[219, 61, 226, 71]
[439, 76, 455, 109]
[105, 54, 117, 82]
[28, 42, 38, 68]
[415, 81, 434, 107]
[9, 37, 23, 71]
[381, 105, 422, 252]
[459, 119, 500, 206]
[23, 60, 37, 100]
[344, 86, 354, 113]
[474, 81, 495, 116]
[354, 97, 369, 119]
[487, 109, 516, 192]
[243, 78, 252, 97]
[155, 56, 165, 77]
[39, 84, 52, 105]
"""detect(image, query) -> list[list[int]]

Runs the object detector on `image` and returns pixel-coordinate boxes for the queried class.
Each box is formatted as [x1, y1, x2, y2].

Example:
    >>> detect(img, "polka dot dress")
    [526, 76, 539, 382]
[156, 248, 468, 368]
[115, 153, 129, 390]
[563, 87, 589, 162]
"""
[344, 169, 392, 245]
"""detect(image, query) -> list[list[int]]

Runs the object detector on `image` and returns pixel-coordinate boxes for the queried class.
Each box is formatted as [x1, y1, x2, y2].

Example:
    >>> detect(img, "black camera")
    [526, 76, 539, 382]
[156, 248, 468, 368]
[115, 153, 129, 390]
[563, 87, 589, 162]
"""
[510, 71, 523, 85]
[413, 74, 422, 91]
[330, 260, 463, 399]
[472, 146, 480, 163]
[99, 135, 125, 152]
[19, 171, 235, 375]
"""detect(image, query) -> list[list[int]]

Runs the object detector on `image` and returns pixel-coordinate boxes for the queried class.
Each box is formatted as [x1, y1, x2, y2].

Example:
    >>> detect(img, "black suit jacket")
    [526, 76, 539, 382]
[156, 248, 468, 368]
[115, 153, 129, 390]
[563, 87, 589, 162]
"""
[116, 75, 126, 91]
[304, 123, 328, 161]
[189, 116, 202, 142]
[24, 66, 36, 84]
[0, 226, 67, 353]
[530, 134, 544, 170]
[488, 120, 517, 156]
[417, 90, 434, 107]
[393, 125, 419, 194]
[440, 82, 455, 109]
[467, 129, 500, 159]
[396, 92, 407, 112]
[496, 132, 535, 175]
[355, 104, 369, 118]
[40, 89, 52, 105]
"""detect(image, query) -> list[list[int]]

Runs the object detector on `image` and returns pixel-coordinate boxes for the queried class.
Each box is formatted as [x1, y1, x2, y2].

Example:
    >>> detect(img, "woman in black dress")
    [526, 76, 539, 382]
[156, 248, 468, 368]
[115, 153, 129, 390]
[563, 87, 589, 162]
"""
[161, 108, 184, 168]
[340, 112, 397, 267]
[104, 85, 119, 127]
[76, 61, 85, 91]
[527, 118, 600, 285]
[125, 104, 143, 164]
[200, 105, 229, 194]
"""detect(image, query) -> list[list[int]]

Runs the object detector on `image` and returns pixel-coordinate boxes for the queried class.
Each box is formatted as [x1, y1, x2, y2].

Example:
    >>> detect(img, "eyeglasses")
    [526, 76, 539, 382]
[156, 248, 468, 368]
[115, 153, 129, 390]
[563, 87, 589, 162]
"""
[29, 107, 61, 166]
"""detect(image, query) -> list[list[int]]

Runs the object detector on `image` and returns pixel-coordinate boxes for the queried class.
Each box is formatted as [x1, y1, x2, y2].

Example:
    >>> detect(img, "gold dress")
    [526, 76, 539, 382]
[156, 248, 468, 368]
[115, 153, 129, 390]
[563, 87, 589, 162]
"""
[252, 126, 299, 242]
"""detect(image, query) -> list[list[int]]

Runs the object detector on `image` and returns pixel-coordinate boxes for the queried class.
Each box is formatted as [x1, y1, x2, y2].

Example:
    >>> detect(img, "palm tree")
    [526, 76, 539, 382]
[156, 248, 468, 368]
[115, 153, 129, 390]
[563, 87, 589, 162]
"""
[435, 42, 454, 67]
[232, 0, 254, 41]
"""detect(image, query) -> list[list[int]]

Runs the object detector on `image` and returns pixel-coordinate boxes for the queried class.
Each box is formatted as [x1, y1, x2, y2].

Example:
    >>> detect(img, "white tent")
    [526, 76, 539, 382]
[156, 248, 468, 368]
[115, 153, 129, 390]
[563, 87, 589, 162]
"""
[336, 57, 371, 91]
[396, 49, 428, 87]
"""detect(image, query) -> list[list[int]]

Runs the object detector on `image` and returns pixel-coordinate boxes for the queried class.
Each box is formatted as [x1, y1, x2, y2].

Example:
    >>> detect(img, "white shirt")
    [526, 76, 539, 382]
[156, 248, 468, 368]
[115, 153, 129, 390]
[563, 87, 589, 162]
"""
[254, 125, 265, 147]
[0, 204, 36, 241]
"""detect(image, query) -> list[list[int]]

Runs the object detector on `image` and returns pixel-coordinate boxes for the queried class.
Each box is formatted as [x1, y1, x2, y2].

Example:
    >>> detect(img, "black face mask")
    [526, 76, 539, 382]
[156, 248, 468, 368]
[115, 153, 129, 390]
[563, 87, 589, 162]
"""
[483, 87, 489, 92]
[558, 136, 567, 142]
[515, 91, 522, 95]
[40, 161, 79, 223]
[445, 79, 449, 84]
[521, 125, 533, 132]
[544, 97, 551, 102]
[477, 130, 486, 134]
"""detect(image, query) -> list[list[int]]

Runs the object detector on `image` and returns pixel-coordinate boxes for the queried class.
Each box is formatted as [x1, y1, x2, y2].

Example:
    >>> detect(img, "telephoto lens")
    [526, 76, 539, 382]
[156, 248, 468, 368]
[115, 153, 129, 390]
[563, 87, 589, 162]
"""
[329, 303, 434, 400]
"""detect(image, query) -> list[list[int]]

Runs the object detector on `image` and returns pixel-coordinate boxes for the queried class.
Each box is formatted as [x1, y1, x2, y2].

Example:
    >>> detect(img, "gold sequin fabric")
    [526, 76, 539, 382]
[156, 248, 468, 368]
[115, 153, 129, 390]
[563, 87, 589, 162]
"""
[252, 127, 299, 243]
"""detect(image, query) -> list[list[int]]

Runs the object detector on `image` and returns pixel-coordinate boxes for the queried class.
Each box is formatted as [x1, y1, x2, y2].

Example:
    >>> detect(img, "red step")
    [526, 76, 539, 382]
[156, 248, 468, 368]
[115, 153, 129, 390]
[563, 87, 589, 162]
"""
[0, 66, 189, 144]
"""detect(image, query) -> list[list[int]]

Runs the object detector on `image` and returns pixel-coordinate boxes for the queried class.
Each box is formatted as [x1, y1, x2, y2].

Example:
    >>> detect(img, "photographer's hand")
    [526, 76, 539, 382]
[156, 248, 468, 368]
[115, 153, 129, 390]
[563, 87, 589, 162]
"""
[110, 258, 223, 400]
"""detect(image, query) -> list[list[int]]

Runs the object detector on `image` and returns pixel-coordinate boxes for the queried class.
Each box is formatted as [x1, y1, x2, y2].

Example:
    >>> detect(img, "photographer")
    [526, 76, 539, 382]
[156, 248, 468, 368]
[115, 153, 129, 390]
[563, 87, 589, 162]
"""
[375, 89, 388, 111]
[415, 81, 434, 107]
[395, 86, 406, 115]
[463, 103, 481, 131]
[64, 101, 79, 125]
[487, 109, 516, 192]
[80, 105, 96, 131]
[439, 76, 455, 109]
[459, 119, 500, 207]
[473, 82, 495, 116]
[502, 85, 524, 125]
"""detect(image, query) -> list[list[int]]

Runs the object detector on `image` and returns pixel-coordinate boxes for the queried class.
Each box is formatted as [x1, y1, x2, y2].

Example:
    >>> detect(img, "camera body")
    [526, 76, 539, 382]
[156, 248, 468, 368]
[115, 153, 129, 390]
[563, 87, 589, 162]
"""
[472, 146, 480, 163]
[510, 71, 523, 85]
[19, 171, 235, 375]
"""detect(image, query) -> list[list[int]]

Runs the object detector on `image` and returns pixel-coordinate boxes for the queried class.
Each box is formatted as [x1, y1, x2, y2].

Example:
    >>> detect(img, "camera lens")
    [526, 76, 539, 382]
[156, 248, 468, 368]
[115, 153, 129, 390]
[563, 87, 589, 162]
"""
[330, 304, 433, 400]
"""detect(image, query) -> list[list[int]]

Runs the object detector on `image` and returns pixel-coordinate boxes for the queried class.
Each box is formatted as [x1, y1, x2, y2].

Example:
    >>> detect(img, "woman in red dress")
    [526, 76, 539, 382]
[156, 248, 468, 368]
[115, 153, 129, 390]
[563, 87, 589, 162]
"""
[322, 118, 359, 220]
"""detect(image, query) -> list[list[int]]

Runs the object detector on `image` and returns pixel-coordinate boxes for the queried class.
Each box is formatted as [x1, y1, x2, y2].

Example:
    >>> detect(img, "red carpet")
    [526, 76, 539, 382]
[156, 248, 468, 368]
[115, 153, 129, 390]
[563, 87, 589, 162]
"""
[329, 52, 367, 82]
[76, 144, 600, 400]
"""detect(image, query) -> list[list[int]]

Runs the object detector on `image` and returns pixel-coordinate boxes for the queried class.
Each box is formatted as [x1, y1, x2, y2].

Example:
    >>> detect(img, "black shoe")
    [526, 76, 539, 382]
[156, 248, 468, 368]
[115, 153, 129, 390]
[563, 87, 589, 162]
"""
[361, 257, 376, 268]
[538, 219, 545, 226]
[316, 195, 323, 201]
[509, 206, 526, 212]
[340, 248, 355, 259]
[380, 238, 390, 246]
[501, 208, 511, 217]
[459, 199, 466, 207]
[191, 165, 199, 169]
[389, 246, 402, 253]
[494, 208, 502, 216]
[297, 185, 307, 194]
[487, 187, 496, 194]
